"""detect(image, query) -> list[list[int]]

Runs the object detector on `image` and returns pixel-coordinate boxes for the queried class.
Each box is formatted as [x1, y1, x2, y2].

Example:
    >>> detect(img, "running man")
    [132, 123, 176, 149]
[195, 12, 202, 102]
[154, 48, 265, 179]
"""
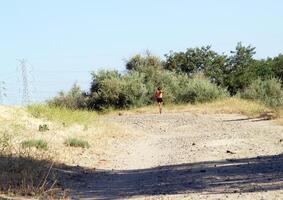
[155, 87, 164, 114]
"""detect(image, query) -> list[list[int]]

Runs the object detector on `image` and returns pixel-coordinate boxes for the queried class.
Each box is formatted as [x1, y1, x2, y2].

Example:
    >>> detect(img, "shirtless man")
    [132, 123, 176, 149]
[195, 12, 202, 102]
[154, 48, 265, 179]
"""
[155, 87, 164, 114]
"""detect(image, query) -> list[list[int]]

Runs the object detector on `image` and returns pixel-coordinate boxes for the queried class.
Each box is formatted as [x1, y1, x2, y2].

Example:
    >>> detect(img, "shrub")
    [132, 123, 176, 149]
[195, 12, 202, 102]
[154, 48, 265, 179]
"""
[64, 138, 90, 148]
[89, 70, 124, 110]
[48, 83, 87, 109]
[49, 64, 229, 110]
[176, 75, 228, 104]
[21, 139, 48, 150]
[139, 67, 181, 104]
[89, 70, 147, 110]
[39, 124, 49, 132]
[119, 72, 147, 108]
[241, 78, 283, 107]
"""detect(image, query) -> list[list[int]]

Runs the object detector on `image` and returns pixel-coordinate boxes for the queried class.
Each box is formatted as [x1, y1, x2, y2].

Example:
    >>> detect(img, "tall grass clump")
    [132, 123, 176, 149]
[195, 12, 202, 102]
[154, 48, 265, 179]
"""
[241, 78, 283, 108]
[21, 139, 48, 150]
[64, 138, 90, 148]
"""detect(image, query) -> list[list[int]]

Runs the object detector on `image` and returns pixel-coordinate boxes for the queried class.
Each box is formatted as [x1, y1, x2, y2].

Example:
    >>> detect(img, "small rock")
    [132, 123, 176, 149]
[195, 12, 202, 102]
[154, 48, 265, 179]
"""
[279, 139, 283, 142]
[226, 150, 236, 154]
[192, 143, 196, 146]
[200, 169, 206, 173]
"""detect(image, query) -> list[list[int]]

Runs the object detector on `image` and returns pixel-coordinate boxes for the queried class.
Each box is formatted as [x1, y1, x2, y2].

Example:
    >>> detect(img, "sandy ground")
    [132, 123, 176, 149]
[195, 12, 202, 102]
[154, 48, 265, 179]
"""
[61, 112, 283, 200]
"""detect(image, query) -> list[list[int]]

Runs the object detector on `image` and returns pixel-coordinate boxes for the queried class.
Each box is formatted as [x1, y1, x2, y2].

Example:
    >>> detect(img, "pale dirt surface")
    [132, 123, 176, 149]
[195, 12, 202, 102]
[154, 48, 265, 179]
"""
[62, 112, 283, 200]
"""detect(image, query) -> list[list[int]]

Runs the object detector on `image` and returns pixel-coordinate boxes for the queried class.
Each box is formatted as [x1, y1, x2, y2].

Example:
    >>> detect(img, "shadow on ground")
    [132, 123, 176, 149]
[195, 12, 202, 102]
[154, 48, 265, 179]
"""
[1, 154, 283, 199]
[61, 154, 283, 199]
[222, 117, 270, 122]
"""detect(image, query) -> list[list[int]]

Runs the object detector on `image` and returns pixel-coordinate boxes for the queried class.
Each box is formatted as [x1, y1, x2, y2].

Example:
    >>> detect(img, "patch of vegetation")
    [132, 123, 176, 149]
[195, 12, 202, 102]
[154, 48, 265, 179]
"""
[0, 132, 60, 198]
[10, 123, 25, 133]
[241, 78, 283, 108]
[0, 132, 12, 154]
[64, 138, 90, 148]
[36, 44, 283, 125]
[39, 124, 49, 132]
[27, 104, 97, 126]
[45, 43, 283, 111]
[175, 74, 228, 104]
[21, 139, 48, 151]
[121, 97, 273, 118]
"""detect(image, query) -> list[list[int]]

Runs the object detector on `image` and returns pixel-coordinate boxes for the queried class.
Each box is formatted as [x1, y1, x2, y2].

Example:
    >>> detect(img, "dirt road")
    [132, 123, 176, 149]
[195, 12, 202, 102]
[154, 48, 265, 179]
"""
[64, 112, 283, 200]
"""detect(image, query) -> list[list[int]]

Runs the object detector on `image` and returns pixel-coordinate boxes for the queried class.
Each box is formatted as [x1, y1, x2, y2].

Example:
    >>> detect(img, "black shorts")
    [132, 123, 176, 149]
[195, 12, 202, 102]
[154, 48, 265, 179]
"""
[156, 98, 163, 103]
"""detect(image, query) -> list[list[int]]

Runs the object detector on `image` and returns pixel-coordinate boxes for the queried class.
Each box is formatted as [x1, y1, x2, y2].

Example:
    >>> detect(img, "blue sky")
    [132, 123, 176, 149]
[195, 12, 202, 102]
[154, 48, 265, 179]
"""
[1, 0, 283, 104]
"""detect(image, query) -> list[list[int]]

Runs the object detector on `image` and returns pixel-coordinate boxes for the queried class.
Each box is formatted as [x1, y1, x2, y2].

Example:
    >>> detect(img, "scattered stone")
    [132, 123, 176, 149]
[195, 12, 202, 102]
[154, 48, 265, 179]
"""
[226, 150, 236, 154]
[279, 139, 283, 142]
[192, 142, 196, 146]
[200, 169, 206, 173]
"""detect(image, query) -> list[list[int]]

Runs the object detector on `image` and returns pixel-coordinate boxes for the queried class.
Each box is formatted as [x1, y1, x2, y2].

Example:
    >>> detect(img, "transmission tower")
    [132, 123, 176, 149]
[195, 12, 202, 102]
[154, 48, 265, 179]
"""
[0, 81, 6, 104]
[18, 59, 31, 105]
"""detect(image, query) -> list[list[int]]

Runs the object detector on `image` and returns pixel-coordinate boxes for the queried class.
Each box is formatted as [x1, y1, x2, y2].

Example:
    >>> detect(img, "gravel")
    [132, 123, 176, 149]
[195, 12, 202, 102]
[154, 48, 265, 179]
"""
[67, 112, 283, 200]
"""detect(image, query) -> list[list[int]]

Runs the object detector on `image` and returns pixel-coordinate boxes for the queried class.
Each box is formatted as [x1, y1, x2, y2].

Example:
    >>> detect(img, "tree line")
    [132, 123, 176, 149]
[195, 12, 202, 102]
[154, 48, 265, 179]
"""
[48, 42, 283, 110]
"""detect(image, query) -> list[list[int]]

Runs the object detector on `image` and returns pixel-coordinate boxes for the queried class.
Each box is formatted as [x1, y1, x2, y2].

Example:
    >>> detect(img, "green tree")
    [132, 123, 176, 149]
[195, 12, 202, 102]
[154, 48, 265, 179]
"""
[225, 42, 256, 94]
[126, 51, 163, 71]
[164, 46, 220, 75]
[272, 54, 283, 81]
[164, 46, 230, 87]
[250, 58, 275, 80]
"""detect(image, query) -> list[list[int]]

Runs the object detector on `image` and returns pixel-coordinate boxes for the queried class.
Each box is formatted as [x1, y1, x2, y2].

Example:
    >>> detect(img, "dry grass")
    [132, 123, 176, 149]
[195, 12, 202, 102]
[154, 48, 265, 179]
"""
[1, 99, 283, 198]
[0, 104, 135, 198]
[115, 97, 275, 117]
[275, 109, 283, 125]
[27, 104, 98, 126]
[111, 97, 283, 124]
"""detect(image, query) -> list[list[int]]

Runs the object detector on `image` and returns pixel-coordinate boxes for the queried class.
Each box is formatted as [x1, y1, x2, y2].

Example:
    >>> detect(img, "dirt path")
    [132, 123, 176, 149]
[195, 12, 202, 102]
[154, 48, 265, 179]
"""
[64, 112, 283, 200]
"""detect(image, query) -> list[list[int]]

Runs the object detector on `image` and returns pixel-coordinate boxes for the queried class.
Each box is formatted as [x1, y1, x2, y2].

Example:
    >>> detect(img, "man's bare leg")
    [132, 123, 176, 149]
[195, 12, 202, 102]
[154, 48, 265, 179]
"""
[159, 102, 162, 114]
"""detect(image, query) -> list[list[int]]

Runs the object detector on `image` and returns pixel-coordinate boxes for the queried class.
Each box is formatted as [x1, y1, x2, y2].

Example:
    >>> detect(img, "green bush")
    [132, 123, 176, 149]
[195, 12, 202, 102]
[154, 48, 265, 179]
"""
[140, 67, 181, 104]
[48, 83, 87, 109]
[50, 67, 229, 110]
[89, 70, 147, 109]
[176, 74, 228, 104]
[241, 78, 283, 107]
[89, 70, 123, 110]
[119, 72, 147, 107]
[64, 138, 90, 148]
[21, 139, 48, 150]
